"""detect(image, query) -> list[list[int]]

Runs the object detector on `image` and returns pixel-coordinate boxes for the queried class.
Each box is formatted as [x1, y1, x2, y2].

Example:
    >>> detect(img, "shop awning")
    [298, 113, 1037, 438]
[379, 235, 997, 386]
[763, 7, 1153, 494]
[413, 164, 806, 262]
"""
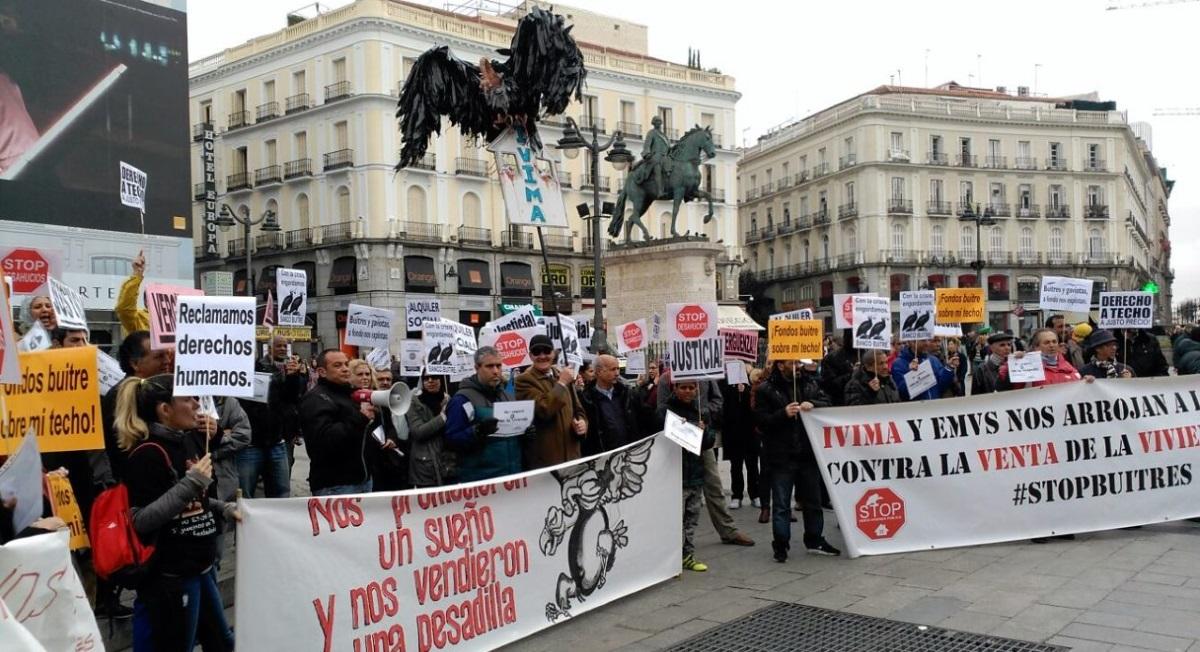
[457, 259, 491, 294]
[404, 255, 437, 291]
[500, 262, 534, 296]
[717, 305, 764, 331]
[328, 256, 357, 289]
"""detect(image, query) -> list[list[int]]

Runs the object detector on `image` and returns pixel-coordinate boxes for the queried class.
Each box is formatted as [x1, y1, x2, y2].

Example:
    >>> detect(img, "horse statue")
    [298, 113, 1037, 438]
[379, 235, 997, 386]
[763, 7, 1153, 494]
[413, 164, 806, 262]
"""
[608, 125, 717, 243]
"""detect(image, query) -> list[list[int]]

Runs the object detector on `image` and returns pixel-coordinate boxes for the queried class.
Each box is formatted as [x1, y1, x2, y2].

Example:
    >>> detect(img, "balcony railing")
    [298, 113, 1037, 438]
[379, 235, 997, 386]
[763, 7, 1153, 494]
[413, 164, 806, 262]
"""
[812, 162, 829, 178]
[255, 232, 285, 250]
[578, 115, 606, 133]
[254, 165, 282, 185]
[957, 202, 980, 218]
[927, 200, 952, 216]
[927, 152, 949, 166]
[286, 228, 313, 248]
[813, 209, 830, 225]
[888, 199, 914, 215]
[502, 230, 534, 249]
[541, 233, 574, 251]
[1015, 252, 1042, 265]
[1046, 252, 1071, 265]
[408, 154, 436, 171]
[284, 158, 312, 179]
[984, 155, 1007, 169]
[1046, 159, 1068, 171]
[1084, 159, 1108, 172]
[1045, 205, 1070, 219]
[616, 121, 641, 136]
[1085, 204, 1110, 219]
[837, 202, 858, 219]
[745, 188, 759, 201]
[324, 80, 352, 102]
[323, 149, 354, 171]
[397, 221, 442, 243]
[285, 93, 311, 114]
[1015, 157, 1037, 170]
[581, 174, 610, 192]
[192, 122, 213, 141]
[888, 149, 911, 162]
[255, 101, 279, 122]
[986, 203, 1011, 217]
[226, 171, 251, 191]
[457, 226, 492, 245]
[193, 183, 206, 200]
[320, 221, 354, 243]
[956, 154, 976, 167]
[455, 157, 488, 177]
[745, 228, 762, 243]
[887, 249, 917, 263]
[1082, 251, 1116, 265]
[839, 154, 857, 169]
[793, 171, 808, 185]
[1015, 205, 1040, 219]
[227, 240, 246, 257]
[227, 110, 250, 130]
[987, 252, 1011, 265]
[956, 250, 978, 265]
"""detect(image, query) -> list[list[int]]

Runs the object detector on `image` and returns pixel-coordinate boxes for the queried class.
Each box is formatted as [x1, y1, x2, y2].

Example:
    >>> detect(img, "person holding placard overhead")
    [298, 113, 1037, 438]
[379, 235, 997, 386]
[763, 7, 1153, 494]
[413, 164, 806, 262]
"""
[114, 250, 151, 335]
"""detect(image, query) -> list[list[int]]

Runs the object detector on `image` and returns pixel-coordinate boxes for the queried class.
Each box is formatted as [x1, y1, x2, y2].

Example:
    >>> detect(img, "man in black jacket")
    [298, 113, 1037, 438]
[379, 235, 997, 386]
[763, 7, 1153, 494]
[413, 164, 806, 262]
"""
[1116, 329, 1169, 378]
[238, 335, 307, 497]
[971, 332, 1015, 395]
[300, 349, 375, 495]
[755, 359, 838, 562]
[819, 331, 854, 406]
[580, 354, 639, 456]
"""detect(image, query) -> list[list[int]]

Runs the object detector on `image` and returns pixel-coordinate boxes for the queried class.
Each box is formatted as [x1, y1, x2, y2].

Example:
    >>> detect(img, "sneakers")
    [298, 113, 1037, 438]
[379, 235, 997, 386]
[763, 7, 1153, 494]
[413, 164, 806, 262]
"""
[728, 498, 742, 510]
[682, 555, 708, 572]
[750, 498, 762, 509]
[805, 540, 841, 556]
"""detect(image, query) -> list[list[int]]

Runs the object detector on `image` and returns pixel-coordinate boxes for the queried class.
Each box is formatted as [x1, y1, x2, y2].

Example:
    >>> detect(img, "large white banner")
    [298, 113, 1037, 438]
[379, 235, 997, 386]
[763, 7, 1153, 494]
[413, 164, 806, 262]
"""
[174, 295, 257, 397]
[801, 377, 1200, 557]
[235, 436, 681, 651]
[276, 268, 308, 327]
[667, 302, 722, 380]
[0, 530, 102, 652]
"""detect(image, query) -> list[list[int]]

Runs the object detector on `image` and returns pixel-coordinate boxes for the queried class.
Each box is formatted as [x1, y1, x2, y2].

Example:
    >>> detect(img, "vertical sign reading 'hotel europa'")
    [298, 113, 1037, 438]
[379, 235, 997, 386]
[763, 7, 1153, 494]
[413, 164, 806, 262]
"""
[202, 126, 218, 256]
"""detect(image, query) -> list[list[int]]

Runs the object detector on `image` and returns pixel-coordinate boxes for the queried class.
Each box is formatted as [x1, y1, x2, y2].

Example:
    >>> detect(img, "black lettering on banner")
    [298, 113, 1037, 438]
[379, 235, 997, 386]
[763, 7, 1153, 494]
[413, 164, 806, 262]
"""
[671, 337, 723, 377]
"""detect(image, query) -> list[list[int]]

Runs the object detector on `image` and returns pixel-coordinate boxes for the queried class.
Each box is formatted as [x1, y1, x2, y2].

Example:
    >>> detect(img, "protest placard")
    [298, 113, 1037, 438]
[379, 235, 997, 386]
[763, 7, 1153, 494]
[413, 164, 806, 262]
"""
[663, 410, 703, 455]
[545, 314, 582, 369]
[275, 268, 308, 327]
[345, 304, 395, 349]
[626, 350, 646, 375]
[1007, 353, 1046, 383]
[45, 472, 89, 551]
[650, 312, 662, 342]
[95, 349, 125, 394]
[721, 328, 759, 362]
[568, 313, 594, 349]
[119, 161, 147, 211]
[935, 288, 985, 323]
[494, 400, 535, 436]
[0, 431, 41, 533]
[666, 303, 722, 380]
[1040, 276, 1093, 313]
[725, 361, 749, 385]
[0, 246, 61, 297]
[1098, 291, 1154, 329]
[899, 291, 936, 341]
[235, 437, 681, 652]
[801, 376, 1200, 557]
[903, 359, 936, 398]
[243, 372, 272, 404]
[0, 348, 102, 453]
[173, 295, 256, 397]
[852, 295, 891, 350]
[617, 319, 647, 354]
[399, 340, 424, 376]
[767, 319, 824, 361]
[0, 280, 19, 383]
[405, 296, 441, 332]
[146, 282, 204, 348]
[422, 318, 476, 377]
[46, 277, 87, 330]
[17, 321, 50, 353]
[771, 308, 814, 321]
[834, 293, 876, 329]
[0, 531, 102, 651]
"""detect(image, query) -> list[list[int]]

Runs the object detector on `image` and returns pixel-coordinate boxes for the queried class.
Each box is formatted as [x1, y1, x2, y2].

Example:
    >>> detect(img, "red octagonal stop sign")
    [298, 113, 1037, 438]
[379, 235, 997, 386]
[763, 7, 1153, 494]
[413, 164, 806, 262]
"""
[675, 304, 709, 339]
[1, 249, 50, 294]
[622, 322, 644, 349]
[840, 295, 856, 328]
[494, 331, 529, 367]
[855, 487, 905, 540]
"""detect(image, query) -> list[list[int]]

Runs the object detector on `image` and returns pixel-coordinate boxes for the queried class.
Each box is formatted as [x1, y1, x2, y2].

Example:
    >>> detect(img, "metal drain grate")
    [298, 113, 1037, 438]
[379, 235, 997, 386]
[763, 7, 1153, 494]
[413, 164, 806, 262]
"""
[663, 602, 1068, 652]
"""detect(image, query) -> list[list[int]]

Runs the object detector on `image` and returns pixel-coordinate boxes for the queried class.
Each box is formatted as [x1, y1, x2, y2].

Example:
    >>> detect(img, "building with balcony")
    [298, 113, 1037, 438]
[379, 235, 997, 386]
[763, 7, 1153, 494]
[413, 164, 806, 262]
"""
[738, 82, 1174, 334]
[189, 0, 740, 350]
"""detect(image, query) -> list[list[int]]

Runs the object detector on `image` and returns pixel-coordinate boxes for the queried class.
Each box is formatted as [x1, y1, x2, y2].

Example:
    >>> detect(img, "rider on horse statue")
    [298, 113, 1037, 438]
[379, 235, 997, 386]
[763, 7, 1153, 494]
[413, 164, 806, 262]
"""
[632, 115, 670, 197]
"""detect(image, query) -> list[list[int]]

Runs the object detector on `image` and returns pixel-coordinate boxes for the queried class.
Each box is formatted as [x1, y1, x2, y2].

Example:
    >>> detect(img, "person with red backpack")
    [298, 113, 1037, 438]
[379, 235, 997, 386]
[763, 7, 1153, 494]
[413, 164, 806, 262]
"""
[110, 374, 238, 651]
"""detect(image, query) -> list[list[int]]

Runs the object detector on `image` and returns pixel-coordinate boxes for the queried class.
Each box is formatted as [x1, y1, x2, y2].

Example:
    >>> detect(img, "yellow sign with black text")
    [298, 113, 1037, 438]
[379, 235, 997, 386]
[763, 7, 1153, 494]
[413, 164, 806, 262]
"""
[767, 319, 824, 361]
[46, 473, 90, 551]
[935, 288, 986, 324]
[0, 347, 103, 453]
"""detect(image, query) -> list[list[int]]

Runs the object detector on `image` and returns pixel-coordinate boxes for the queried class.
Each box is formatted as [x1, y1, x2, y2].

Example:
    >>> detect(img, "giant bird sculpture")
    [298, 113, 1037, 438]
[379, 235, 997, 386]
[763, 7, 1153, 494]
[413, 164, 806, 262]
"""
[395, 6, 587, 170]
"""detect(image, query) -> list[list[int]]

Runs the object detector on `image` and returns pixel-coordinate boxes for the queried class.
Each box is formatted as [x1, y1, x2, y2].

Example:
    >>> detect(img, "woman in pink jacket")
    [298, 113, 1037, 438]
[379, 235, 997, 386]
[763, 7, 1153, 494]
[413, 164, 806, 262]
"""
[1000, 327, 1096, 389]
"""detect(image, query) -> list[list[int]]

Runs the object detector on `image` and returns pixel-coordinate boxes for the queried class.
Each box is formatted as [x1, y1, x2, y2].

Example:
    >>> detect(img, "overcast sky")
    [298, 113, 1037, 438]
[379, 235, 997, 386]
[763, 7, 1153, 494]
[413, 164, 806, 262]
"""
[188, 0, 1200, 303]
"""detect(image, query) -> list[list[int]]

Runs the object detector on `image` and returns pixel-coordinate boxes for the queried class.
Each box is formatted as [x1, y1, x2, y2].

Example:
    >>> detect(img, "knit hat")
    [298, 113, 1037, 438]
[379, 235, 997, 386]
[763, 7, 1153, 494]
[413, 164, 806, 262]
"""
[1073, 323, 1093, 343]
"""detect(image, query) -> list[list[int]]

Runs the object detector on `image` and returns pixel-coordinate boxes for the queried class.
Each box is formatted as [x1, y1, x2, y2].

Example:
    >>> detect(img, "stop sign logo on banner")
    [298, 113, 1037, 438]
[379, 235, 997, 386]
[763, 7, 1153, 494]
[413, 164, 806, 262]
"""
[834, 293, 876, 329]
[494, 331, 528, 367]
[856, 488, 905, 540]
[667, 302, 722, 380]
[1, 248, 57, 295]
[618, 319, 645, 354]
[675, 305, 710, 338]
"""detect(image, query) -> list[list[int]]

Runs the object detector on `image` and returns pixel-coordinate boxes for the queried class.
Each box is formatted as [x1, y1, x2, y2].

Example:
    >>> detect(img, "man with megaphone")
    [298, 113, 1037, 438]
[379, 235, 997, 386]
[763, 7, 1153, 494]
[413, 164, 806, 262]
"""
[299, 349, 376, 496]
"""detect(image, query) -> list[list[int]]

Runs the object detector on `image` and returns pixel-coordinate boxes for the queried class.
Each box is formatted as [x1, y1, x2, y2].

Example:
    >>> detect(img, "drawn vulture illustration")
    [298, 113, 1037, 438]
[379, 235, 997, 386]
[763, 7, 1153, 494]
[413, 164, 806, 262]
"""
[855, 317, 874, 339]
[902, 313, 918, 331]
[279, 292, 297, 315]
[868, 320, 887, 339]
[426, 343, 442, 364]
[914, 311, 931, 330]
[437, 345, 455, 364]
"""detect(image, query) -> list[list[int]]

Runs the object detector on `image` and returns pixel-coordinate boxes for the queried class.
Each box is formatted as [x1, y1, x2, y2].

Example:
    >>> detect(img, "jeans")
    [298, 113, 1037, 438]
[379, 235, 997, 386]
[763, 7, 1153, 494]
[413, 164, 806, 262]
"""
[133, 569, 232, 652]
[771, 461, 825, 548]
[312, 479, 373, 496]
[237, 442, 291, 498]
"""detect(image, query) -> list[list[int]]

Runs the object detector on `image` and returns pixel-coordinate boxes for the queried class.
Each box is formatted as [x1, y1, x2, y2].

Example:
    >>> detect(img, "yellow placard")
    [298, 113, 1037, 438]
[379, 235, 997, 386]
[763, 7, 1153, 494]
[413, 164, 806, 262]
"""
[767, 319, 824, 361]
[935, 288, 986, 324]
[1, 347, 103, 453]
[45, 473, 90, 551]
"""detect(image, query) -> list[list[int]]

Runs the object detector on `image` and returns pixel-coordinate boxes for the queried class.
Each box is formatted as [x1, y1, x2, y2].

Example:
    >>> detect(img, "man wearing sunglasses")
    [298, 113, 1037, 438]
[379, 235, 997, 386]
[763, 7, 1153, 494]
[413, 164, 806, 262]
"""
[516, 334, 588, 469]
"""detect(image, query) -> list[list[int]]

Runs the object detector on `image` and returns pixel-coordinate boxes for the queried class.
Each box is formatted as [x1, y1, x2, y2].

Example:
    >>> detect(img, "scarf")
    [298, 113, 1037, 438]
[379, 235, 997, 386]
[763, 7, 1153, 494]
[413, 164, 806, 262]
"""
[988, 353, 1003, 366]
[1042, 352, 1059, 367]
[1091, 357, 1118, 378]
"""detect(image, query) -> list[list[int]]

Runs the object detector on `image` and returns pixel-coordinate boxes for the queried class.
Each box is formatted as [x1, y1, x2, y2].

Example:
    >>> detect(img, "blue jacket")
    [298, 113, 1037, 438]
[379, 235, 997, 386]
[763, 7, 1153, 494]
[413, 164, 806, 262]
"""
[890, 346, 956, 401]
[445, 375, 522, 482]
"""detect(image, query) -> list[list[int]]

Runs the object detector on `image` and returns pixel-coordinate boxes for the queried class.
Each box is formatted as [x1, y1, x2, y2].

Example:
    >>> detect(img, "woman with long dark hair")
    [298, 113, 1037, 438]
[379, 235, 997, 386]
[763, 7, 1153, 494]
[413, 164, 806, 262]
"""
[113, 374, 237, 651]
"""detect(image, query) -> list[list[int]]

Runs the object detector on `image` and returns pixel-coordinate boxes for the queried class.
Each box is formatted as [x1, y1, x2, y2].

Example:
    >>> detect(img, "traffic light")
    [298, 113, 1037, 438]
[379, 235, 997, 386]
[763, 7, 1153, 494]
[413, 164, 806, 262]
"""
[1142, 281, 1160, 295]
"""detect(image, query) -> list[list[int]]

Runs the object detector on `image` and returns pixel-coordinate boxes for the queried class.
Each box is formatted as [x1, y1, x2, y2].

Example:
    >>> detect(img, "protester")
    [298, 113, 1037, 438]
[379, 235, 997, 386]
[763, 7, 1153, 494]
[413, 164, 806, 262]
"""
[113, 374, 237, 651]
[350, 358, 375, 389]
[1116, 328, 1169, 378]
[1079, 329, 1134, 379]
[844, 350, 901, 405]
[945, 338, 969, 395]
[580, 354, 640, 456]
[19, 294, 56, 332]
[721, 364, 759, 510]
[200, 396, 250, 570]
[516, 334, 588, 468]
[408, 372, 454, 488]
[300, 349, 374, 495]
[102, 330, 171, 483]
[114, 250, 151, 336]
[1048, 315, 1085, 368]
[891, 339, 957, 400]
[819, 331, 854, 406]
[368, 365, 410, 492]
[972, 332, 1015, 394]
[632, 362, 661, 434]
[748, 367, 779, 525]
[655, 378, 713, 572]
[445, 346, 521, 481]
[50, 326, 89, 348]
[576, 360, 594, 391]
[1001, 328, 1095, 390]
[755, 359, 838, 561]
[237, 335, 306, 498]
[0, 496, 67, 545]
[1171, 327, 1200, 375]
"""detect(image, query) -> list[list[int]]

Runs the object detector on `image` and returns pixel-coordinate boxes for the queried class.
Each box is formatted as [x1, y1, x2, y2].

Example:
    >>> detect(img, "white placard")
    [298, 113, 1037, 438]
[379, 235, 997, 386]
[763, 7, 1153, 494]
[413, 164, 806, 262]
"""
[1039, 276, 1094, 313]
[18, 321, 50, 352]
[1098, 291, 1154, 329]
[0, 431, 41, 534]
[493, 400, 535, 436]
[903, 359, 936, 399]
[366, 347, 392, 370]
[545, 314, 582, 369]
[95, 350, 126, 394]
[667, 302, 723, 380]
[0, 530, 102, 651]
[899, 291, 936, 341]
[46, 277, 86, 330]
[1007, 354, 1046, 384]
[422, 318, 476, 377]
[650, 313, 662, 342]
[834, 293, 877, 329]
[244, 372, 273, 404]
[617, 319, 647, 354]
[235, 437, 680, 651]
[725, 361, 749, 386]
[852, 295, 892, 351]
[399, 339, 423, 376]
[933, 325, 961, 338]
[119, 161, 147, 211]
[771, 308, 814, 321]
[405, 296, 441, 332]
[488, 125, 570, 228]
[344, 303, 394, 349]
[173, 295, 257, 397]
[276, 268, 308, 327]
[626, 350, 646, 376]
[567, 313, 594, 351]
[0, 280, 19, 383]
[663, 409, 703, 455]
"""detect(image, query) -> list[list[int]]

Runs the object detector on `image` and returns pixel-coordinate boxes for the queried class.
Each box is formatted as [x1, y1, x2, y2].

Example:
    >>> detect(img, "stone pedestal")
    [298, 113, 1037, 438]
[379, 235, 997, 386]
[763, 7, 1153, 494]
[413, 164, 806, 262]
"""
[604, 237, 726, 334]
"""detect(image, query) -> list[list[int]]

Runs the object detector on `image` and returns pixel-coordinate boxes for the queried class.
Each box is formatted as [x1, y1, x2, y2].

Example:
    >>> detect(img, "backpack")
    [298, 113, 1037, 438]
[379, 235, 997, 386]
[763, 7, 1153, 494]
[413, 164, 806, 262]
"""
[89, 442, 171, 587]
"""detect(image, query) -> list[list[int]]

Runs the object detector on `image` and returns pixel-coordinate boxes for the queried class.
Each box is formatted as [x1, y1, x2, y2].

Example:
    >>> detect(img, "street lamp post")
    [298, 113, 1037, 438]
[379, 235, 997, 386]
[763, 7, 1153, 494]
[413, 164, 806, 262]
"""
[216, 204, 280, 297]
[555, 117, 634, 354]
[969, 202, 996, 319]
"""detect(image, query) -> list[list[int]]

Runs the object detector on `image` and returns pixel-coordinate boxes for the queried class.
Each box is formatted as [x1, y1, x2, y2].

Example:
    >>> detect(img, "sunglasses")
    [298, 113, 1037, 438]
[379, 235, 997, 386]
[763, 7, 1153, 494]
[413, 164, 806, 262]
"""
[531, 348, 554, 356]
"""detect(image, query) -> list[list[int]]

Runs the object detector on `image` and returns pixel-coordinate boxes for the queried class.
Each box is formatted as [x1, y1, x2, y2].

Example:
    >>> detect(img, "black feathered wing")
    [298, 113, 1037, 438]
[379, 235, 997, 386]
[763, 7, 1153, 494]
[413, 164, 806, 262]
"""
[600, 438, 654, 505]
[396, 47, 493, 169]
[504, 7, 587, 118]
